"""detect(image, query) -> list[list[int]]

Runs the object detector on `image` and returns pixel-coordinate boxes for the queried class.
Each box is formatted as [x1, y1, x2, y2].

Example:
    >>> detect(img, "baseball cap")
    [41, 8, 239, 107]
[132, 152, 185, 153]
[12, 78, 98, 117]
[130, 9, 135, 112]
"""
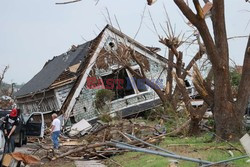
[10, 108, 18, 117]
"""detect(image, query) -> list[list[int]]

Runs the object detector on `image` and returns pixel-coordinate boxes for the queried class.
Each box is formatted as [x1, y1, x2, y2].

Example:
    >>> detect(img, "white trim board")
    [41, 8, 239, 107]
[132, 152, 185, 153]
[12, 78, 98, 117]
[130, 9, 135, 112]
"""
[63, 30, 109, 121]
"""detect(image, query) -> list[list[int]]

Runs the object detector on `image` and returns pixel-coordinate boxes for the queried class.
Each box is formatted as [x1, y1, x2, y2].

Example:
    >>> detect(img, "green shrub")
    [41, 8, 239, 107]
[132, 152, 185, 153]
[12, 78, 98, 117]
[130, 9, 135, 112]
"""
[95, 89, 114, 111]
[95, 89, 115, 123]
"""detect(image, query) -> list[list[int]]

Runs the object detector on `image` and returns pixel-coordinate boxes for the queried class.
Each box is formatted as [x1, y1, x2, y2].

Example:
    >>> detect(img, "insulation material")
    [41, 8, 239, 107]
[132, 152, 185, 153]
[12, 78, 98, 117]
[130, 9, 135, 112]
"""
[69, 63, 81, 73]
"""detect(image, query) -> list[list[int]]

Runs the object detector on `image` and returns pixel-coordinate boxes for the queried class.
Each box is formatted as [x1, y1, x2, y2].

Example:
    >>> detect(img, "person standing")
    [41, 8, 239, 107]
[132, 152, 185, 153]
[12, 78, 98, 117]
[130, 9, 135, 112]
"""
[3, 108, 20, 153]
[50, 113, 61, 149]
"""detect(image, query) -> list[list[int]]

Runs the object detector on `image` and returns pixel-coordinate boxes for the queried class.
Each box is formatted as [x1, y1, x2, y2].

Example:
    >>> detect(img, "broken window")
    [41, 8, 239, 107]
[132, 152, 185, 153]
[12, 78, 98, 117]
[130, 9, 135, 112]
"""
[70, 116, 77, 124]
[133, 69, 147, 92]
[102, 68, 135, 100]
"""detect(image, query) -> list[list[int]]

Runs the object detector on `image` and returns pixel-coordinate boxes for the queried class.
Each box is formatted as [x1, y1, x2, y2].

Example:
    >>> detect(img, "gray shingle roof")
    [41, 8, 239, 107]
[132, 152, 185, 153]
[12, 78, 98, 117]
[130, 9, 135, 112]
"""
[15, 41, 91, 97]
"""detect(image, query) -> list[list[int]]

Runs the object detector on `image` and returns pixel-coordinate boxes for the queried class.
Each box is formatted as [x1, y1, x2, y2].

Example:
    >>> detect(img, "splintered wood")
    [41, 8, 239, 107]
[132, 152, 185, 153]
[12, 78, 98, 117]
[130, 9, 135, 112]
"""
[35, 120, 165, 161]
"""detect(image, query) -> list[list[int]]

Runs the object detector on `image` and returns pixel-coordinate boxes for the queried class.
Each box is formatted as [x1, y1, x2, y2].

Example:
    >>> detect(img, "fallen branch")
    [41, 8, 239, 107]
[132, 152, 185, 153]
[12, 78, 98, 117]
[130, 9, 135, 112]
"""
[53, 142, 108, 160]
[53, 134, 165, 160]
[166, 119, 191, 136]
[65, 156, 84, 160]
[212, 133, 244, 154]
[227, 35, 249, 40]
[91, 124, 109, 135]
[37, 144, 52, 150]
[118, 131, 132, 142]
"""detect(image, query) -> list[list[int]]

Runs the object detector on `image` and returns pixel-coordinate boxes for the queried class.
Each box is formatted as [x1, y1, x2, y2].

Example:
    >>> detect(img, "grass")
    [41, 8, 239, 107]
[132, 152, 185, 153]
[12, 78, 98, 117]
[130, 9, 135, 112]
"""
[105, 133, 249, 167]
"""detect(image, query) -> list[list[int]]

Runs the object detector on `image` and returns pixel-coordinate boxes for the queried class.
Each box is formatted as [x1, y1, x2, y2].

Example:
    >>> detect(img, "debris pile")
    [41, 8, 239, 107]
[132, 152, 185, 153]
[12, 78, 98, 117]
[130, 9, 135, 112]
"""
[82, 120, 159, 143]
[32, 119, 166, 162]
[26, 118, 250, 167]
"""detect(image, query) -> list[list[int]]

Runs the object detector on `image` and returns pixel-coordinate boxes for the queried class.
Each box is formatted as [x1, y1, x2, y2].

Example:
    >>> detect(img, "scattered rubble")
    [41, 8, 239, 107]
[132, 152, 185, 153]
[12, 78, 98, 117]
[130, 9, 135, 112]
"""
[12, 119, 249, 166]
[26, 119, 165, 164]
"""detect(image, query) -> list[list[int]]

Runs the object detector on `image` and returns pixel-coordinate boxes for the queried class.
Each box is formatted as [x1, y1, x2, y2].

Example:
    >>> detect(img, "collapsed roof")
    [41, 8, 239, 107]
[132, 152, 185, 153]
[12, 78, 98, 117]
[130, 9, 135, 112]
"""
[15, 41, 91, 97]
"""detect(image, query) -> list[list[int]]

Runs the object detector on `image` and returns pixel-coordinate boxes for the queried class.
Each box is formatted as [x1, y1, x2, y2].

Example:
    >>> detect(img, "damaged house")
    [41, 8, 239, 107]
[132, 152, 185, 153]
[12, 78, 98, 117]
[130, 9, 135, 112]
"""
[15, 25, 167, 124]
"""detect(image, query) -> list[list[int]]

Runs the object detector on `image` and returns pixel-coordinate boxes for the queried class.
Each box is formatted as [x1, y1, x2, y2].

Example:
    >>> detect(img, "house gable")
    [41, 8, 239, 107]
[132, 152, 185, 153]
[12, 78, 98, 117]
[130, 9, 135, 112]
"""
[61, 25, 168, 123]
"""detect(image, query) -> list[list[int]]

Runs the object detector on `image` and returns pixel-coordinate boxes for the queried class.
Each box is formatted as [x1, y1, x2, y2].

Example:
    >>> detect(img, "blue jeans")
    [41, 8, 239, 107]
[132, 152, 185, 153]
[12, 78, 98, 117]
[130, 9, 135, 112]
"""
[52, 131, 60, 149]
[4, 135, 15, 153]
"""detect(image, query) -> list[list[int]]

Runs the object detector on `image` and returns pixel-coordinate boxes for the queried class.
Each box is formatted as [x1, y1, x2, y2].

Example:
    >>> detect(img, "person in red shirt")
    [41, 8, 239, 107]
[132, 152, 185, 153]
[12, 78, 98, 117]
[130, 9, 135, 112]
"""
[3, 108, 20, 153]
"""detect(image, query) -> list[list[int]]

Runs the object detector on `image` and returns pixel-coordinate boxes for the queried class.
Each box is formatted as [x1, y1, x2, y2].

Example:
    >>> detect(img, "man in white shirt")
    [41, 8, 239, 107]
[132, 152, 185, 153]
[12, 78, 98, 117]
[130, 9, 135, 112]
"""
[51, 113, 61, 149]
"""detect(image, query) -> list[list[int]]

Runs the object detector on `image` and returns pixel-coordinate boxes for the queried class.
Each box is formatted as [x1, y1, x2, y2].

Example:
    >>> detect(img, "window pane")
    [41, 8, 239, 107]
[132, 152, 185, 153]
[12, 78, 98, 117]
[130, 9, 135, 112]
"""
[102, 68, 135, 100]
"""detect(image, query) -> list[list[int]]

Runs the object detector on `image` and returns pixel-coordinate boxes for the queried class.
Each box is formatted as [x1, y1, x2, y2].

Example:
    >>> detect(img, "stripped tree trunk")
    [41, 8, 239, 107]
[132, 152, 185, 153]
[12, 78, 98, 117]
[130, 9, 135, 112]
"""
[173, 0, 250, 140]
[188, 105, 207, 135]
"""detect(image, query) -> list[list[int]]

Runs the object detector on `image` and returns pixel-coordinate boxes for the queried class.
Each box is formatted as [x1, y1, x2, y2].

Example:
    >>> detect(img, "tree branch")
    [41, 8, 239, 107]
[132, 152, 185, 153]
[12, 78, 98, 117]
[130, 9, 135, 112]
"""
[130, 50, 146, 78]
[0, 66, 9, 88]
[173, 72, 193, 111]
[55, 0, 81, 5]
[193, 0, 205, 19]
[236, 36, 250, 116]
[192, 65, 214, 106]
[166, 50, 174, 98]
[159, 38, 180, 58]
[181, 49, 205, 79]
[109, 45, 168, 105]
[174, 0, 219, 68]
[174, 0, 199, 26]
[211, 0, 229, 63]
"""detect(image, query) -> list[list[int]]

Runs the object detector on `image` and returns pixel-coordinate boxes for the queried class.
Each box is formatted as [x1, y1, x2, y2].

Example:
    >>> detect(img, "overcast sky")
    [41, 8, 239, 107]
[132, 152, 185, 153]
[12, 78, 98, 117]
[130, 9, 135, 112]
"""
[0, 0, 249, 84]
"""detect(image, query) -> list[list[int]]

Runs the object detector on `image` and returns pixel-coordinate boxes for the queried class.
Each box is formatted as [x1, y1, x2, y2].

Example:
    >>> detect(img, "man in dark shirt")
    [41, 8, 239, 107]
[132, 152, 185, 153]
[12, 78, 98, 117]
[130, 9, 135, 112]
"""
[3, 108, 19, 153]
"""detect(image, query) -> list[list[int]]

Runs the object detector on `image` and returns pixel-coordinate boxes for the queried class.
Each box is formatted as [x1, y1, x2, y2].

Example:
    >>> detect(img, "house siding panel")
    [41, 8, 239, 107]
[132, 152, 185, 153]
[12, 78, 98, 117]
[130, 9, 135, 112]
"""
[72, 87, 98, 122]
[17, 90, 59, 114]
[54, 84, 74, 108]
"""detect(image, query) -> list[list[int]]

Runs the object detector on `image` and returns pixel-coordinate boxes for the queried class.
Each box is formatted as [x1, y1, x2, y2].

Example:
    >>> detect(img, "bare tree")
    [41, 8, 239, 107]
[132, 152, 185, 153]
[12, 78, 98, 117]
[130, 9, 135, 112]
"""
[103, 35, 208, 134]
[0, 65, 15, 98]
[0, 65, 15, 109]
[159, 32, 212, 134]
[170, 0, 250, 140]
[111, 0, 250, 139]
[0, 65, 9, 89]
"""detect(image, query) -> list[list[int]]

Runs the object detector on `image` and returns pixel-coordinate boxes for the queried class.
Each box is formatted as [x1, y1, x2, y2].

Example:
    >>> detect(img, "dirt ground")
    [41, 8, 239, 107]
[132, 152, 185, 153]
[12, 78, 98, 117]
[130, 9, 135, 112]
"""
[41, 159, 75, 167]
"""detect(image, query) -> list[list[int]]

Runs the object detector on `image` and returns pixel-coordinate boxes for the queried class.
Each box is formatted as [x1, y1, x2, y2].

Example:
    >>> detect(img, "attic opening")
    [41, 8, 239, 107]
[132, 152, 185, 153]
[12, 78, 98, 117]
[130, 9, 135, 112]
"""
[104, 37, 117, 51]
[109, 42, 115, 48]
[102, 68, 135, 100]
